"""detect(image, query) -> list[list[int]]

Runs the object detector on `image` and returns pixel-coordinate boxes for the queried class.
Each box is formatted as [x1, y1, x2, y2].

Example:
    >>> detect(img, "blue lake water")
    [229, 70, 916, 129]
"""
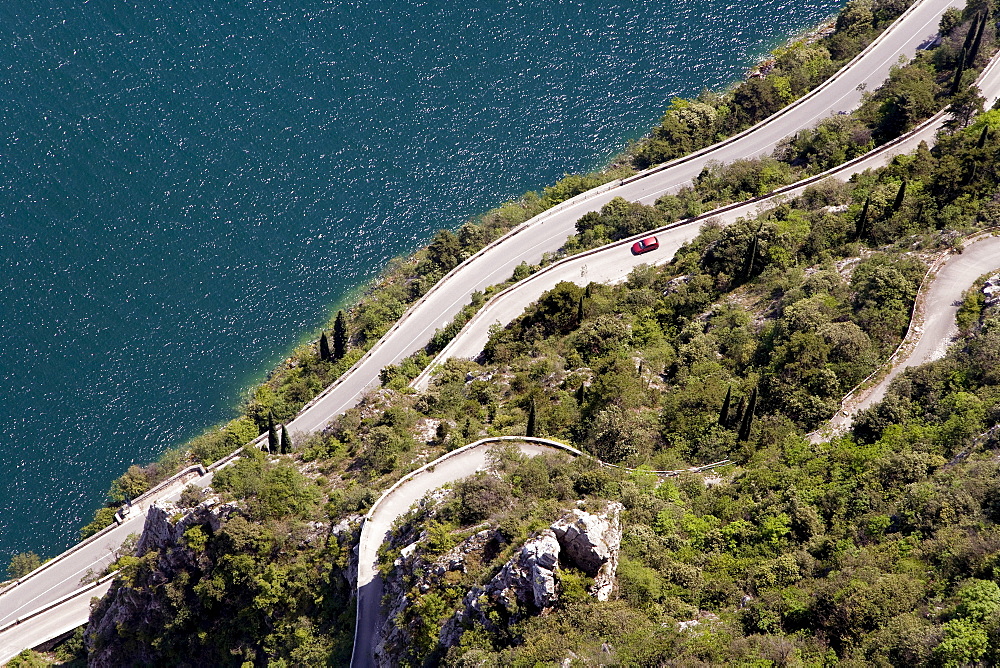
[0, 0, 844, 562]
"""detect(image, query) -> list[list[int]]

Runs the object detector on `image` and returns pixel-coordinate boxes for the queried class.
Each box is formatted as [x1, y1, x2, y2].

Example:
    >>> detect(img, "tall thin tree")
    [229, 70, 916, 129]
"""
[969, 12, 988, 66]
[951, 48, 968, 97]
[738, 387, 758, 442]
[962, 14, 980, 61]
[333, 310, 348, 361]
[267, 413, 278, 454]
[855, 197, 871, 240]
[526, 397, 537, 438]
[733, 396, 746, 427]
[719, 386, 733, 427]
[892, 180, 907, 212]
[280, 425, 292, 454]
[319, 331, 331, 361]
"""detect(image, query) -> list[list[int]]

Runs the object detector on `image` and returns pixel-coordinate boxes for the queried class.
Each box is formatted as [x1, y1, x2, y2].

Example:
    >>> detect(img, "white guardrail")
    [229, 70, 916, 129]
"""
[0, 0, 965, 657]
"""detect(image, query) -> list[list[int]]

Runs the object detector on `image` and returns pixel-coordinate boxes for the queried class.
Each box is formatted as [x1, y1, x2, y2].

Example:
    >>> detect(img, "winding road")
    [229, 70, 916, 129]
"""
[0, 0, 981, 662]
[352, 437, 581, 668]
[823, 232, 1000, 435]
[413, 50, 1000, 385]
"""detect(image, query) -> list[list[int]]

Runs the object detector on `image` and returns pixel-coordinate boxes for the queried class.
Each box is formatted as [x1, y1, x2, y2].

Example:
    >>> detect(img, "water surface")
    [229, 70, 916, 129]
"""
[0, 0, 843, 561]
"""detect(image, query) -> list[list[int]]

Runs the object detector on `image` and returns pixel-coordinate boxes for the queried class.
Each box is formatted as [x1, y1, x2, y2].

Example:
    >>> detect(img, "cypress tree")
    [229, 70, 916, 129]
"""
[742, 236, 757, 281]
[855, 197, 871, 240]
[333, 310, 348, 361]
[526, 398, 537, 438]
[319, 331, 331, 361]
[577, 295, 585, 323]
[738, 387, 758, 442]
[575, 383, 586, 406]
[435, 421, 449, 445]
[892, 180, 907, 212]
[733, 396, 746, 427]
[977, 124, 990, 149]
[969, 13, 987, 66]
[719, 386, 733, 427]
[267, 414, 278, 454]
[951, 49, 968, 97]
[280, 425, 292, 454]
[962, 14, 979, 60]
[962, 160, 978, 187]
[743, 223, 763, 280]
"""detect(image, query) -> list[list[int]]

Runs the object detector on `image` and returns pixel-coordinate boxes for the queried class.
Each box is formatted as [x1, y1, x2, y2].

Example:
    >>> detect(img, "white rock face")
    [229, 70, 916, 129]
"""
[437, 502, 625, 652]
[509, 529, 561, 610]
[984, 274, 1000, 308]
[136, 500, 235, 556]
[550, 502, 623, 601]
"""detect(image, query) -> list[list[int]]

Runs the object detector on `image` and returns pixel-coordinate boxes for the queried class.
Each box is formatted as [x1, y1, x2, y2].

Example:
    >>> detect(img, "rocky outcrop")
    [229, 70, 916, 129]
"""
[376, 502, 624, 664]
[486, 529, 561, 611]
[135, 500, 235, 556]
[550, 503, 623, 601]
[984, 274, 1000, 308]
[85, 500, 238, 667]
[439, 502, 623, 648]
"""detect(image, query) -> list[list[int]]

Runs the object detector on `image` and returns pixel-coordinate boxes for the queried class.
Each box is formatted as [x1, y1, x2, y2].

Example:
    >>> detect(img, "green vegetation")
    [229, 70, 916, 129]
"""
[72, 0, 984, 548]
[66, 2, 1000, 664]
[87, 445, 355, 666]
[6, 551, 41, 579]
[630, 0, 920, 170]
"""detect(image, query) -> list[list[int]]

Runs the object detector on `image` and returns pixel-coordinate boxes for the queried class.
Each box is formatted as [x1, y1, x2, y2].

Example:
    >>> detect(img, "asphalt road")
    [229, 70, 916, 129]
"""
[353, 439, 575, 668]
[826, 234, 1000, 433]
[0, 0, 970, 661]
[285, 0, 958, 436]
[413, 48, 1000, 381]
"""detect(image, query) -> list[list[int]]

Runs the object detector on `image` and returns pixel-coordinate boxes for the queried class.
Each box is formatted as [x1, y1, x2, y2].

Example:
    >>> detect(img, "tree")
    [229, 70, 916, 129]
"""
[968, 12, 987, 66]
[946, 85, 985, 131]
[961, 14, 980, 62]
[434, 421, 450, 446]
[719, 385, 733, 427]
[855, 197, 871, 239]
[333, 310, 348, 361]
[109, 465, 150, 504]
[587, 405, 645, 463]
[319, 331, 331, 361]
[934, 618, 989, 666]
[7, 552, 42, 579]
[526, 397, 537, 438]
[738, 387, 758, 441]
[892, 180, 907, 212]
[950, 49, 968, 97]
[280, 425, 292, 455]
[268, 414, 279, 454]
[426, 229, 462, 271]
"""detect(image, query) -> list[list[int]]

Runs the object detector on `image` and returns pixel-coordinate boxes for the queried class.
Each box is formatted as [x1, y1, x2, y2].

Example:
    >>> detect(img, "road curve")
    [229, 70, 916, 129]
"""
[822, 233, 1000, 435]
[413, 50, 1000, 386]
[351, 437, 580, 668]
[284, 0, 959, 436]
[0, 0, 968, 661]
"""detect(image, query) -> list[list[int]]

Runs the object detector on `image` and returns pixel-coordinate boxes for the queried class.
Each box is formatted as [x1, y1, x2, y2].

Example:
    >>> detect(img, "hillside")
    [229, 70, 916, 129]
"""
[10, 1, 1000, 666]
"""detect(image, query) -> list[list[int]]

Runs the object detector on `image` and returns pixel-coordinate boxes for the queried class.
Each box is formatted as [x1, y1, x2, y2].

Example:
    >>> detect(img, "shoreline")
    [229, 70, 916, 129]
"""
[12, 5, 869, 564]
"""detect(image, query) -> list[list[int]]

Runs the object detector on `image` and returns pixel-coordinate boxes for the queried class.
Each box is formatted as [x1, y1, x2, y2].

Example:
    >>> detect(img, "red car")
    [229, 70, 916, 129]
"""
[631, 236, 659, 255]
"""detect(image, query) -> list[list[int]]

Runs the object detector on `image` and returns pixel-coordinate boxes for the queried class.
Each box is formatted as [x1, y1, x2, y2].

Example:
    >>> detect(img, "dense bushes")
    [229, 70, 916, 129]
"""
[630, 0, 918, 170]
